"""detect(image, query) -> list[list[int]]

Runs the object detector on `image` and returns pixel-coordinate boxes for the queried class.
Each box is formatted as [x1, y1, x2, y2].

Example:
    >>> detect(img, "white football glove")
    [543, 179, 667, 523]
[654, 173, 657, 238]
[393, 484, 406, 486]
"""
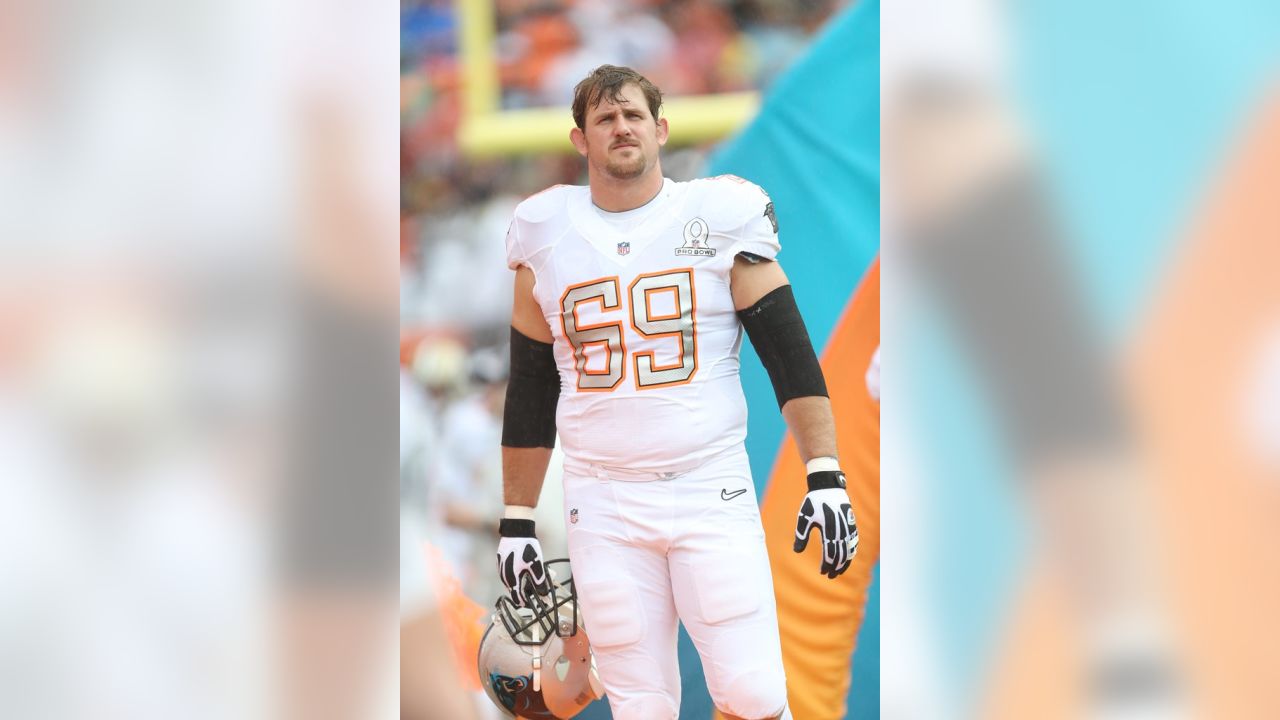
[496, 518, 553, 607]
[793, 470, 859, 579]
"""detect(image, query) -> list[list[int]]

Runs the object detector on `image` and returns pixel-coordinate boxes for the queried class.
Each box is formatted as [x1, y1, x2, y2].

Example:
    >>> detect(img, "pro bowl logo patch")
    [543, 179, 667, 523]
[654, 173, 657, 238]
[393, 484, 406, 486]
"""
[617, 241, 630, 256]
[676, 218, 715, 256]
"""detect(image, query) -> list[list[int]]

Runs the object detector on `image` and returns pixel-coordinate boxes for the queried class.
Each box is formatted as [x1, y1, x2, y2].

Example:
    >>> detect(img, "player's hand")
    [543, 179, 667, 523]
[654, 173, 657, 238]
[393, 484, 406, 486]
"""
[793, 470, 859, 579]
[496, 518, 553, 607]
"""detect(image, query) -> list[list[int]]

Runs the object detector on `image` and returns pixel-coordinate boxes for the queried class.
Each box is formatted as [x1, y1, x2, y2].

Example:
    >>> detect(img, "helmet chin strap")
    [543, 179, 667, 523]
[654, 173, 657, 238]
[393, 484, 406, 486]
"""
[479, 558, 599, 716]
[513, 628, 544, 692]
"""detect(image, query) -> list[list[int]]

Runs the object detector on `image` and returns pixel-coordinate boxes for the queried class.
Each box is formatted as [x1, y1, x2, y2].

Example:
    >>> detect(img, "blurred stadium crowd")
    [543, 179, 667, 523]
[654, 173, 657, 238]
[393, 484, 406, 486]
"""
[402, 0, 838, 205]
[399, 0, 842, 613]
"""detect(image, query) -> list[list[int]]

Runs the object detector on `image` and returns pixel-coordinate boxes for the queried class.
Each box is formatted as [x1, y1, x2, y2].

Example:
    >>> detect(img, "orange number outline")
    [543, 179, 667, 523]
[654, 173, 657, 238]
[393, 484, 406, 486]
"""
[558, 276, 626, 392]
[628, 268, 698, 389]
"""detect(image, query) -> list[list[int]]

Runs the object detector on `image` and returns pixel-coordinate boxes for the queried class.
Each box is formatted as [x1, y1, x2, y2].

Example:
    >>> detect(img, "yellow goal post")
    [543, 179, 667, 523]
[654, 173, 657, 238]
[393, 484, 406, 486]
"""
[454, 0, 761, 157]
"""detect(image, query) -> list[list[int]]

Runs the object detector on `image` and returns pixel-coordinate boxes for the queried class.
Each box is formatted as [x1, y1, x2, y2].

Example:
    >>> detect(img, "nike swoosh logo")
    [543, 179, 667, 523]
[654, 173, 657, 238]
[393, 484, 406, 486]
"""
[721, 488, 747, 501]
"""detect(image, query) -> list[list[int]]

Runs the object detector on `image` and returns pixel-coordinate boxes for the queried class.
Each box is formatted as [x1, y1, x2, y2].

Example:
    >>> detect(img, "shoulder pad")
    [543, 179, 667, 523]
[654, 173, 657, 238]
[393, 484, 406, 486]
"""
[685, 175, 773, 230]
[515, 184, 577, 225]
[508, 185, 582, 270]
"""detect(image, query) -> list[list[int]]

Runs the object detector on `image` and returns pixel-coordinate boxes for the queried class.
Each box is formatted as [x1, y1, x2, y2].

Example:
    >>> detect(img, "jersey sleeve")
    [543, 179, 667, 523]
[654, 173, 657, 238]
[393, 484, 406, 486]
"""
[724, 178, 782, 261]
[505, 185, 567, 270]
[504, 215, 525, 270]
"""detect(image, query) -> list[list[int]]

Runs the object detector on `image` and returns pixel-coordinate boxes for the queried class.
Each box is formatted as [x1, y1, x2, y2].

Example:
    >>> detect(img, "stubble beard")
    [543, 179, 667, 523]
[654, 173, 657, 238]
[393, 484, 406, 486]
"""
[602, 147, 646, 180]
[604, 157, 645, 180]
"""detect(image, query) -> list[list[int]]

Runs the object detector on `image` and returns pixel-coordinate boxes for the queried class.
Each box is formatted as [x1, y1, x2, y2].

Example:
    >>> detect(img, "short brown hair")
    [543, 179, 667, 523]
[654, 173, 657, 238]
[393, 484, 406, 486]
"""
[571, 65, 664, 130]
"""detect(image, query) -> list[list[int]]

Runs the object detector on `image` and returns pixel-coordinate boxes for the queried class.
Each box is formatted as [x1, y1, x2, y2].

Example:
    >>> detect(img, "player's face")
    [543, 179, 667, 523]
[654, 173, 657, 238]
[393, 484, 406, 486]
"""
[575, 83, 669, 181]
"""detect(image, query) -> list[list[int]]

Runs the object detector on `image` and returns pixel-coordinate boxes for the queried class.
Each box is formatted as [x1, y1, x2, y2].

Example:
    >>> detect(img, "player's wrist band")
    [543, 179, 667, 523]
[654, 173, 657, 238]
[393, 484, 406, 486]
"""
[499, 519, 536, 537]
[805, 456, 840, 474]
[806, 470, 847, 492]
[503, 505, 536, 520]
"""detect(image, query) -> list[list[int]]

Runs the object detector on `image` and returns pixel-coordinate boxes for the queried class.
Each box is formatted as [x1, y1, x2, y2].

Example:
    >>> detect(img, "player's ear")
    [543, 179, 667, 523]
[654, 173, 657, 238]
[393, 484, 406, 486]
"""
[569, 127, 588, 157]
[656, 117, 669, 147]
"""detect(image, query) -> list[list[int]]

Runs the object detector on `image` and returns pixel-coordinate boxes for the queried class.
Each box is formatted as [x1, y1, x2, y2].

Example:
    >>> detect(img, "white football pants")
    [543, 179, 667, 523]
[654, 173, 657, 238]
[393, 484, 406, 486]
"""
[562, 445, 789, 720]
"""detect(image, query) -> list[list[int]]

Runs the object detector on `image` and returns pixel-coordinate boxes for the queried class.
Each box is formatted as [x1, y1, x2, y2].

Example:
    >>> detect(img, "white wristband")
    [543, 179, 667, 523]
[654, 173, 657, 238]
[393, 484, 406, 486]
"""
[805, 456, 841, 474]
[503, 505, 536, 521]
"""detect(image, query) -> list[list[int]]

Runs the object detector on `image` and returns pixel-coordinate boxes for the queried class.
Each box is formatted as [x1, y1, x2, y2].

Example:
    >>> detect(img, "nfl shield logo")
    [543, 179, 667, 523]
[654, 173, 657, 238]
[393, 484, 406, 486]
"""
[570, 509, 579, 524]
[616, 242, 630, 256]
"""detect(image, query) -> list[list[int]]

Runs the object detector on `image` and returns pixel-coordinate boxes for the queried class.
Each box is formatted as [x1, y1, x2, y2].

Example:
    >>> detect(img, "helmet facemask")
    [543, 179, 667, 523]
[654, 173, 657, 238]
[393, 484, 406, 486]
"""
[478, 559, 604, 718]
[495, 559, 581, 647]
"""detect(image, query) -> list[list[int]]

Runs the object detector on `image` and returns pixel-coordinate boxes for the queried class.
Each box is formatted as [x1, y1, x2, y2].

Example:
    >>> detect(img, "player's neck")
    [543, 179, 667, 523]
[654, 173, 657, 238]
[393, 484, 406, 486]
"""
[589, 165, 665, 213]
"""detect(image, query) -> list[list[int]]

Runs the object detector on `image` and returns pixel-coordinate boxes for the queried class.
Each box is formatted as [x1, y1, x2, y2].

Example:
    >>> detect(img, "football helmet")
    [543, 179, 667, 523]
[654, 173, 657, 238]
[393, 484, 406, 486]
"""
[477, 559, 604, 719]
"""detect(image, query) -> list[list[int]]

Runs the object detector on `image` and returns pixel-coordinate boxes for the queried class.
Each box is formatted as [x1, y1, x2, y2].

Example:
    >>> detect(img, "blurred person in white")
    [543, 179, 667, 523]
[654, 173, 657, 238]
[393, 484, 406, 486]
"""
[432, 346, 568, 606]
[401, 512, 484, 720]
[492, 65, 858, 720]
[411, 336, 469, 406]
[407, 197, 518, 330]
[403, 336, 464, 530]
[401, 364, 437, 521]
[885, 18, 1190, 719]
[432, 348, 507, 604]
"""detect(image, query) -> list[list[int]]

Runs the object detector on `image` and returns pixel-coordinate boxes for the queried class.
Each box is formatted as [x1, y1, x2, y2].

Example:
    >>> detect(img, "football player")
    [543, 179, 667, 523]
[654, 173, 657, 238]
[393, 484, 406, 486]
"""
[494, 65, 857, 720]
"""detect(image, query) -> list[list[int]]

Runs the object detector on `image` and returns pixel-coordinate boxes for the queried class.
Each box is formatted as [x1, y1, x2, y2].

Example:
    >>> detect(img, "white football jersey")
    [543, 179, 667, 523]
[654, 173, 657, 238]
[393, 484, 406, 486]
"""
[506, 176, 781, 473]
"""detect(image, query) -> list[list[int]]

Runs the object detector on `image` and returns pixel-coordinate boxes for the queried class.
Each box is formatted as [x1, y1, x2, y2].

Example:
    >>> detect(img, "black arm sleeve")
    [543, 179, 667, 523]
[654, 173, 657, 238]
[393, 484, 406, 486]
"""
[738, 285, 829, 409]
[501, 327, 560, 448]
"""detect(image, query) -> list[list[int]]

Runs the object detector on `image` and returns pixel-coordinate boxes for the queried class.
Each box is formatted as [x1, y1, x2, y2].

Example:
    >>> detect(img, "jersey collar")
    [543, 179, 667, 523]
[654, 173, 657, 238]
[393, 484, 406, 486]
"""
[568, 179, 678, 265]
